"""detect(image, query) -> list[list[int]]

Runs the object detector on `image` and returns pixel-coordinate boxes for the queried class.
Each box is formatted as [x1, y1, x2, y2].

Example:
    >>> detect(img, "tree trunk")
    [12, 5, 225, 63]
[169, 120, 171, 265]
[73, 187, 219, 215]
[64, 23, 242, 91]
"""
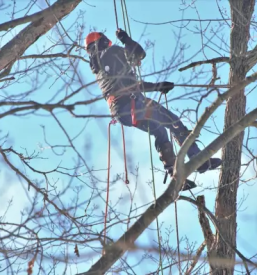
[214, 1, 255, 274]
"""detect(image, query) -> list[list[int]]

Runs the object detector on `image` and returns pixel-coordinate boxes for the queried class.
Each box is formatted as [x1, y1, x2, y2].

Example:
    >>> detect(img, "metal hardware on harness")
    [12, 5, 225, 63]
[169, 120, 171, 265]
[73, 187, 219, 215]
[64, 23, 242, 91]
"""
[130, 93, 136, 99]
[130, 96, 137, 126]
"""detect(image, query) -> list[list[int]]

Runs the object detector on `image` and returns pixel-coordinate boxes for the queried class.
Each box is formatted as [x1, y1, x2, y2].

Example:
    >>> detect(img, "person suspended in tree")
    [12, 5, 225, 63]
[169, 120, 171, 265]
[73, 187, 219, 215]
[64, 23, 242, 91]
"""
[85, 29, 222, 191]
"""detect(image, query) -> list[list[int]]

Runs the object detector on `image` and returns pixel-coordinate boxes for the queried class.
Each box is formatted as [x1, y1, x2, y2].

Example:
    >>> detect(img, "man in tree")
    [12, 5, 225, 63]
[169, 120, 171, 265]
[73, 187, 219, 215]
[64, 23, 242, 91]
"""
[85, 29, 222, 190]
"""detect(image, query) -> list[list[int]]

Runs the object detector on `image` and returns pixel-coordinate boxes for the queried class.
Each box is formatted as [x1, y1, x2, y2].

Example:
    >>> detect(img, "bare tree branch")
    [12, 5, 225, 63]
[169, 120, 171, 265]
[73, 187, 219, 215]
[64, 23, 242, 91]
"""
[0, 9, 51, 31]
[19, 53, 89, 63]
[197, 196, 214, 249]
[197, 195, 216, 273]
[0, 0, 82, 72]
[250, 121, 257, 128]
[178, 57, 229, 72]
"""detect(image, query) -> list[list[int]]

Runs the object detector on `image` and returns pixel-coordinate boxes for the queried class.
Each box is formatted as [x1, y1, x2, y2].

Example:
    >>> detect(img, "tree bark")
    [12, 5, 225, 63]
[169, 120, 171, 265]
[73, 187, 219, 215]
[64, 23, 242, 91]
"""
[214, 1, 255, 274]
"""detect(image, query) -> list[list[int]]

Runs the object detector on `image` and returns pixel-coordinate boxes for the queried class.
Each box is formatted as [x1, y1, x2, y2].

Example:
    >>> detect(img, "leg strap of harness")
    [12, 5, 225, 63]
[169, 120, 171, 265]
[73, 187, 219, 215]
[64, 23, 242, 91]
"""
[130, 94, 138, 126]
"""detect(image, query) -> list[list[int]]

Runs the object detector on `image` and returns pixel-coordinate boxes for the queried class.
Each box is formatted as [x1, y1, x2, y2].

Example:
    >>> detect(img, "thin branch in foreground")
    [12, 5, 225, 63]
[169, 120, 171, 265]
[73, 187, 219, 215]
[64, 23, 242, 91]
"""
[178, 56, 229, 72]
[19, 53, 89, 63]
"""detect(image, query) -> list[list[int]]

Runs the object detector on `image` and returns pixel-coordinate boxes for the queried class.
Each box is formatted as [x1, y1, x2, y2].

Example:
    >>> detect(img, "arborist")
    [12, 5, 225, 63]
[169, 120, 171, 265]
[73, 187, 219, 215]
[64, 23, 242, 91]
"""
[85, 29, 222, 191]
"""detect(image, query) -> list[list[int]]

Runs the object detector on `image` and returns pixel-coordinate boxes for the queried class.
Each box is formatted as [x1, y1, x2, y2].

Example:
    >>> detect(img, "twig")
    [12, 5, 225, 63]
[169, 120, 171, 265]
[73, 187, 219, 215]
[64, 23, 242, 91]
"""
[175, 84, 229, 88]
[179, 56, 229, 72]
[19, 53, 89, 63]
[0, 77, 15, 82]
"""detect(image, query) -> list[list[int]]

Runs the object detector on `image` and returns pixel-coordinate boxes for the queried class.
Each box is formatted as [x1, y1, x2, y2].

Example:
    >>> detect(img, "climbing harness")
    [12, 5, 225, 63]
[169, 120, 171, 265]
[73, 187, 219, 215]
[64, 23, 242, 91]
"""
[130, 93, 137, 126]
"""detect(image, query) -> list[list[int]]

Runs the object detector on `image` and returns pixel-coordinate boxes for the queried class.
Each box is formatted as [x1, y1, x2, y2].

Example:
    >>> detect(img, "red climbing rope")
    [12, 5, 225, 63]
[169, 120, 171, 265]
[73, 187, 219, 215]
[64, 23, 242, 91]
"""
[121, 124, 129, 184]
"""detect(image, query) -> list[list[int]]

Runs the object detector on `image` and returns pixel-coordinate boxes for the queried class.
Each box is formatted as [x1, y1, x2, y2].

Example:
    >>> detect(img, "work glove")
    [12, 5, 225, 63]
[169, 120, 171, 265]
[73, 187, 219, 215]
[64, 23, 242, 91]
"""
[116, 28, 146, 66]
[116, 28, 131, 44]
[158, 81, 174, 94]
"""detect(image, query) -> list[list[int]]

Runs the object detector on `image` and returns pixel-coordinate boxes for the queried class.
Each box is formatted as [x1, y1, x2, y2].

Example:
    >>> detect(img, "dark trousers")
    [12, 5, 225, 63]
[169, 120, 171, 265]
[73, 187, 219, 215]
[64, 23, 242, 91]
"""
[111, 93, 200, 156]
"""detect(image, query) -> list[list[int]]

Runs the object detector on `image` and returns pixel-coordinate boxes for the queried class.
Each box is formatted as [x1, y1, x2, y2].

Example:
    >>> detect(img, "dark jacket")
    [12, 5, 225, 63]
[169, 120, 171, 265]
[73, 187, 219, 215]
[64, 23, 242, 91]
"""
[90, 43, 158, 111]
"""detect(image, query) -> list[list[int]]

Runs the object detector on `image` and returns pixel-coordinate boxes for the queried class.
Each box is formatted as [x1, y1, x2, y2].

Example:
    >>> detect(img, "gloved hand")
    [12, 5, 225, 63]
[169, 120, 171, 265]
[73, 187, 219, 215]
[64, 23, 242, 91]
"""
[158, 81, 174, 94]
[116, 28, 146, 66]
[116, 28, 131, 44]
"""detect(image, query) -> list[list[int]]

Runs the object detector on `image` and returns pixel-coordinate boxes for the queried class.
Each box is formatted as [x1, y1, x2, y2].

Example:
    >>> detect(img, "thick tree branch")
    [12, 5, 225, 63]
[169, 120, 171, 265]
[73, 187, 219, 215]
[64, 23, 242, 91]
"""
[197, 196, 214, 250]
[0, 0, 82, 72]
[0, 62, 14, 79]
[250, 121, 257, 128]
[178, 57, 229, 72]
[197, 195, 216, 272]
[0, 10, 49, 31]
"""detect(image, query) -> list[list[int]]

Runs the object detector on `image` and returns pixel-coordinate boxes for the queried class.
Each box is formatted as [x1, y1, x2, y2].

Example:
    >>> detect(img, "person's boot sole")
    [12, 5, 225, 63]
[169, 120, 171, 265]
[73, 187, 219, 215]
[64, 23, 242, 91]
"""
[198, 159, 222, 174]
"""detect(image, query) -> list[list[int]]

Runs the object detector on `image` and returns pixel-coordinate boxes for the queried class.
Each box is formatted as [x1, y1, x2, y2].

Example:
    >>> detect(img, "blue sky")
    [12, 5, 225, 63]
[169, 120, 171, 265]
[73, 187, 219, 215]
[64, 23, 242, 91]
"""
[1, 0, 257, 274]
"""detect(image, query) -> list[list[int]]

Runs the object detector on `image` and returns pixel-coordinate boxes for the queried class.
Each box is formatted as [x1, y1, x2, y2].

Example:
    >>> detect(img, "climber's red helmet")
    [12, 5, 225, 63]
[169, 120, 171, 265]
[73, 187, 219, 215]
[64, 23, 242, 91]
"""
[85, 32, 112, 54]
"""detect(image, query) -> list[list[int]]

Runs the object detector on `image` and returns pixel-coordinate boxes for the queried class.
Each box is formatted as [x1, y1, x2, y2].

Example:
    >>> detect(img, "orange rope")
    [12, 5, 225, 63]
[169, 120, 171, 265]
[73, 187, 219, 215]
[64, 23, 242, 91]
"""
[121, 124, 129, 184]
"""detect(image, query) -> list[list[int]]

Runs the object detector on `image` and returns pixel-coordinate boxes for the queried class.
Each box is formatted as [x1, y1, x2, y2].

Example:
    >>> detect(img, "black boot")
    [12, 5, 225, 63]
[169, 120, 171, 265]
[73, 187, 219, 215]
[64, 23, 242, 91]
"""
[159, 142, 196, 191]
[173, 127, 222, 174]
[196, 158, 222, 174]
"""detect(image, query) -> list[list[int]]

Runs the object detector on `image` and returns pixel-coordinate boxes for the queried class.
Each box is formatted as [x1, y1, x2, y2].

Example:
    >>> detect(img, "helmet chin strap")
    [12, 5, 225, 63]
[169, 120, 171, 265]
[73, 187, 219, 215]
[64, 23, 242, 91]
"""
[89, 39, 101, 57]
